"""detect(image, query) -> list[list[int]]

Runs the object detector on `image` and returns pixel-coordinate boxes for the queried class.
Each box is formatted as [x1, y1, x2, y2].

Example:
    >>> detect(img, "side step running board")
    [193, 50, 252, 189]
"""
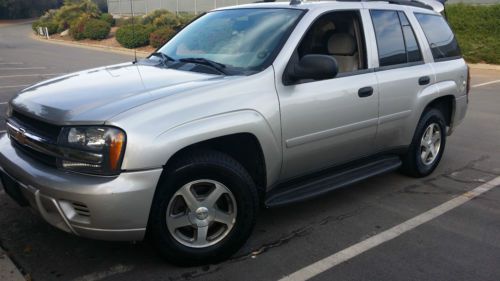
[265, 156, 402, 207]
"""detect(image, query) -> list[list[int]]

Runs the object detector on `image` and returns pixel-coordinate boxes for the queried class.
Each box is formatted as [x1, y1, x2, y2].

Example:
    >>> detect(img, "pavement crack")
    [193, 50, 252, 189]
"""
[230, 225, 312, 262]
[168, 206, 366, 280]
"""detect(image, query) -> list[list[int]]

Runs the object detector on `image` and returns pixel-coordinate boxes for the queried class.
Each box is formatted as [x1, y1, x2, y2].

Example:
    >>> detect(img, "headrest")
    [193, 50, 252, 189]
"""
[327, 33, 356, 56]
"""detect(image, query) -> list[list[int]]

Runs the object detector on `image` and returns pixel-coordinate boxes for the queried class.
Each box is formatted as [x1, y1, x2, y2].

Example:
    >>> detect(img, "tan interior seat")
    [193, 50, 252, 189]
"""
[327, 33, 359, 73]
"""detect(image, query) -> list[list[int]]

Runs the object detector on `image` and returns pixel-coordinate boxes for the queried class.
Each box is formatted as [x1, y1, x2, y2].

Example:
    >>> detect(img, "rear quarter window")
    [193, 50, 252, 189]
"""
[414, 13, 461, 61]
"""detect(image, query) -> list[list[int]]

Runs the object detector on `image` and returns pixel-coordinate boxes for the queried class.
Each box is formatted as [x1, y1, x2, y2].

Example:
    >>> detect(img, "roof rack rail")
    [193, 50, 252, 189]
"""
[287, 0, 446, 12]
[336, 0, 433, 10]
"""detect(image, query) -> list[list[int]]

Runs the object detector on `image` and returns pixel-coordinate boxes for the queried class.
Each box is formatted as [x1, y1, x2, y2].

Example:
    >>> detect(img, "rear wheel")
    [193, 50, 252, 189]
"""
[402, 108, 447, 177]
[149, 150, 258, 266]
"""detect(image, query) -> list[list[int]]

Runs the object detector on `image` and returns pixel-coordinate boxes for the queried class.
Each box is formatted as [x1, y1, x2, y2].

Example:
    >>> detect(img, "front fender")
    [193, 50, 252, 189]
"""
[125, 110, 282, 187]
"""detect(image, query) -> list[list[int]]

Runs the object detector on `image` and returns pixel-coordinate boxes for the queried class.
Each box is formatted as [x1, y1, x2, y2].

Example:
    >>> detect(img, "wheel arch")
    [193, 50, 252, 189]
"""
[153, 110, 282, 192]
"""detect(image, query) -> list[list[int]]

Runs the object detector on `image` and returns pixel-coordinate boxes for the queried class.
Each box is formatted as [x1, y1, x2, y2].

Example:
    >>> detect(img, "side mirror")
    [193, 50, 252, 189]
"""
[287, 54, 338, 82]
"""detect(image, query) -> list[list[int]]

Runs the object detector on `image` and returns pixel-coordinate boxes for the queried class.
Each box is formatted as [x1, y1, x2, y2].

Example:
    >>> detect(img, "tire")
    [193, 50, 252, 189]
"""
[148, 149, 259, 266]
[401, 108, 447, 177]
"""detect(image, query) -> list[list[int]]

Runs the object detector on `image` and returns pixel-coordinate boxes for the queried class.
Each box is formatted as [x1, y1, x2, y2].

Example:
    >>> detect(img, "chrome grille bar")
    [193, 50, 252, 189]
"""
[6, 120, 102, 164]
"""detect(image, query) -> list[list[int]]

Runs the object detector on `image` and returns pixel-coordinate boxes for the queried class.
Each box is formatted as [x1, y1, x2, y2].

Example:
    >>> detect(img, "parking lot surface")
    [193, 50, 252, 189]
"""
[1, 23, 500, 281]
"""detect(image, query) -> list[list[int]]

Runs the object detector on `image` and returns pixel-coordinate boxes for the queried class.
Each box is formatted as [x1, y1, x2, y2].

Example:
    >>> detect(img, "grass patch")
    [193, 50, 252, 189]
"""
[446, 3, 500, 64]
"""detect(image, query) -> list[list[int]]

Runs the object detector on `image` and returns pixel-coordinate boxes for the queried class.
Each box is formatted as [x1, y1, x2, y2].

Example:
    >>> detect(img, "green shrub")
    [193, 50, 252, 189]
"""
[83, 19, 111, 40]
[116, 24, 154, 48]
[53, 0, 101, 33]
[149, 27, 176, 48]
[114, 16, 143, 27]
[32, 19, 59, 35]
[142, 9, 171, 25]
[447, 4, 500, 64]
[100, 13, 115, 26]
[178, 13, 196, 27]
[45, 20, 59, 35]
[69, 14, 91, 40]
[152, 13, 180, 28]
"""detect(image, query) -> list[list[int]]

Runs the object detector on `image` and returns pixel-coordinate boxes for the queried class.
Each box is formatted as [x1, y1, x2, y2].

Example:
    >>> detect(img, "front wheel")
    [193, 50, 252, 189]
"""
[148, 150, 259, 266]
[401, 108, 447, 177]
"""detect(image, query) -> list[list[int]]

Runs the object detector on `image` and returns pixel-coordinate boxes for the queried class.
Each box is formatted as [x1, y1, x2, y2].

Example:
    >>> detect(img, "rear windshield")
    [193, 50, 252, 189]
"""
[414, 13, 461, 61]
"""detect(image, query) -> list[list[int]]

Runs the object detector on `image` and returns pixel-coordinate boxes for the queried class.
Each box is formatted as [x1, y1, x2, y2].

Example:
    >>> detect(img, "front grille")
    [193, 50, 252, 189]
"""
[11, 110, 61, 140]
[7, 110, 62, 167]
[11, 140, 57, 166]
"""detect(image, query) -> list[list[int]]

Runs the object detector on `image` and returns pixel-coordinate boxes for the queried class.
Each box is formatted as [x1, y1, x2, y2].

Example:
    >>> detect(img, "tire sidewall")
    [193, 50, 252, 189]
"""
[150, 159, 257, 264]
[413, 109, 447, 176]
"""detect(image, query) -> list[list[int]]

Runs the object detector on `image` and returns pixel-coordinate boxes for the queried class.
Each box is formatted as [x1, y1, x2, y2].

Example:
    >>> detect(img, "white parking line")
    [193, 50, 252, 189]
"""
[0, 62, 23, 65]
[0, 102, 6, 105]
[279, 175, 500, 281]
[0, 73, 62, 79]
[472, 79, 500, 88]
[0, 67, 46, 70]
[0, 130, 6, 134]
[0, 85, 29, 89]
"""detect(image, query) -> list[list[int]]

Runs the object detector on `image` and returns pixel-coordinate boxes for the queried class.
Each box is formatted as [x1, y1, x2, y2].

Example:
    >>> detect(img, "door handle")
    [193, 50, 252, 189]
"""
[419, 76, 430, 85]
[358, 86, 373, 98]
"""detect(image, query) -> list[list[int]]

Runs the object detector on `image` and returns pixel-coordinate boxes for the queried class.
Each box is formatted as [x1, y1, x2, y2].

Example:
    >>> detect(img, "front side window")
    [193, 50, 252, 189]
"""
[414, 13, 461, 61]
[158, 8, 303, 75]
[295, 10, 367, 75]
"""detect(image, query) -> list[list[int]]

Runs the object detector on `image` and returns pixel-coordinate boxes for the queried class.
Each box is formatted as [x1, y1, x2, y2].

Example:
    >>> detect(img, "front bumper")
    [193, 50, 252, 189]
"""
[0, 135, 163, 241]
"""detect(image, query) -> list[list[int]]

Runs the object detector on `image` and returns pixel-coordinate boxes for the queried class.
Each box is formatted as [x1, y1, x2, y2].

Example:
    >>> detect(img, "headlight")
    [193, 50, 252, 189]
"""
[57, 126, 126, 175]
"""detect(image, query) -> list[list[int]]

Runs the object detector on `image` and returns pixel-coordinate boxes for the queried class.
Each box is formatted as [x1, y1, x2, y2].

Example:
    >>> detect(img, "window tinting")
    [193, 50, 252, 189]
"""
[415, 13, 461, 60]
[371, 10, 406, 66]
[398, 12, 423, 63]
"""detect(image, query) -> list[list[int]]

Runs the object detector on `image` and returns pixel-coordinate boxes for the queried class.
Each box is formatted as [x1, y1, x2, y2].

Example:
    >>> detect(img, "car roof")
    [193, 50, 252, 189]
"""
[215, 0, 438, 14]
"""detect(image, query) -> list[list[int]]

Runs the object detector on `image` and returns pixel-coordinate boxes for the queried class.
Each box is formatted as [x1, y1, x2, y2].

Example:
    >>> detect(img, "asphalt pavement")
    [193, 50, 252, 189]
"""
[1, 22, 500, 281]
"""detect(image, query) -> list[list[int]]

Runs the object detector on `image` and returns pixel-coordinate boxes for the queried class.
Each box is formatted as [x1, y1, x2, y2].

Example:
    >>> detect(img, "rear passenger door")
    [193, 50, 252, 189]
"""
[368, 9, 434, 151]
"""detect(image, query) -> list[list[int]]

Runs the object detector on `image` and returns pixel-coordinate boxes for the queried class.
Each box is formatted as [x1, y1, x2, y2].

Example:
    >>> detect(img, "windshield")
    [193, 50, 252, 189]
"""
[157, 8, 303, 75]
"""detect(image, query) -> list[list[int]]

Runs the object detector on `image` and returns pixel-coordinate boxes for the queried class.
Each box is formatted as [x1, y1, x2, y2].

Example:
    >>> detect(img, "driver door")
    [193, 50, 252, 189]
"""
[275, 9, 380, 180]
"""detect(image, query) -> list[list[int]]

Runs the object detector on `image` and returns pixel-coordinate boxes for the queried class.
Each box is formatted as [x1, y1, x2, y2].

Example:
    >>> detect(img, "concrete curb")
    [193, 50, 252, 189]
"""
[0, 247, 24, 281]
[468, 63, 500, 71]
[30, 34, 150, 58]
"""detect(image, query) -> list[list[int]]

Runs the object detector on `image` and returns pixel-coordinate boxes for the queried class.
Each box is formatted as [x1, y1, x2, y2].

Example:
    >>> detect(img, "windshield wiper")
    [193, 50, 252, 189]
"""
[149, 52, 176, 65]
[179, 57, 227, 75]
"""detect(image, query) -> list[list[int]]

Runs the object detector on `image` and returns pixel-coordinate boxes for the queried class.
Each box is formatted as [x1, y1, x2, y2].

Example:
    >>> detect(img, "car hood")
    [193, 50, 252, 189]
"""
[10, 62, 227, 125]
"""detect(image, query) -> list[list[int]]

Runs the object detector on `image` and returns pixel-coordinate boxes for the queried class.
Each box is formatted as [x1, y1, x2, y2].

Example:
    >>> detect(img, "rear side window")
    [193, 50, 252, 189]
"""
[398, 11, 423, 63]
[370, 10, 407, 66]
[370, 10, 423, 67]
[415, 13, 461, 61]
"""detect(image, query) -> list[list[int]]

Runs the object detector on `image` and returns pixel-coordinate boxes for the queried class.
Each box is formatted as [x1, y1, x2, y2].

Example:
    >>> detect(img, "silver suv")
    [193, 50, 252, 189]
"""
[0, 0, 468, 265]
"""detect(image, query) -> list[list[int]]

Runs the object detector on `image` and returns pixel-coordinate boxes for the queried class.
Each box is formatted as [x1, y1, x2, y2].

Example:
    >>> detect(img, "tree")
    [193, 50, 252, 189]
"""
[0, 0, 64, 19]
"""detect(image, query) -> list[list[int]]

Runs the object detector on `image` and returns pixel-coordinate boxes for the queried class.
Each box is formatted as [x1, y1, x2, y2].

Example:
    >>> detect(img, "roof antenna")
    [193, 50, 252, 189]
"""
[130, 0, 137, 64]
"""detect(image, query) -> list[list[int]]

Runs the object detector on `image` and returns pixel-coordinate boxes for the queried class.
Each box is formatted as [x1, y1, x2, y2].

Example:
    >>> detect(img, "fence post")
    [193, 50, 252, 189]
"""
[45, 27, 49, 39]
[176, 0, 179, 15]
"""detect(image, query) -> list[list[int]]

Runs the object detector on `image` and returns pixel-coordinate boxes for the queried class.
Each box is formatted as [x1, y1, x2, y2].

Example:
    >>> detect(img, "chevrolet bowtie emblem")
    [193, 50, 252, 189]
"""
[14, 127, 28, 146]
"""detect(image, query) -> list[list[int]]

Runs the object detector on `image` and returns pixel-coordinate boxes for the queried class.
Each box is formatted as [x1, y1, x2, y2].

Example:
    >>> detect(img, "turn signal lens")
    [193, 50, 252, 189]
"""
[109, 131, 125, 171]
